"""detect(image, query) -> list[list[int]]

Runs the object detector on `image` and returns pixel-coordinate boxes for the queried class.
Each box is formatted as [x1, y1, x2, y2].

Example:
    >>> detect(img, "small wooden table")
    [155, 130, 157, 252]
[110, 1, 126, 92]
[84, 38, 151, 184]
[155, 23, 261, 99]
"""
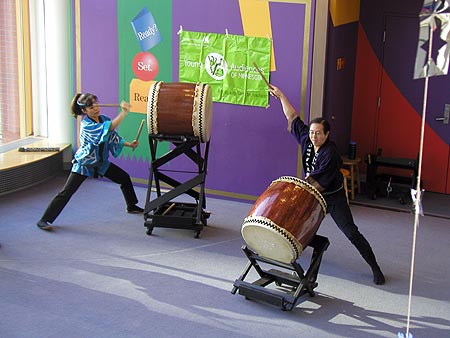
[341, 156, 361, 200]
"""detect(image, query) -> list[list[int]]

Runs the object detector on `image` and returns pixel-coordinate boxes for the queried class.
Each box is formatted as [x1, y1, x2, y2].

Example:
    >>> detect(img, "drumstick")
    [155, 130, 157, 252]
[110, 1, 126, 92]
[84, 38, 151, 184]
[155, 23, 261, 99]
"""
[252, 62, 272, 89]
[133, 119, 145, 151]
[135, 119, 145, 140]
[97, 103, 121, 107]
[161, 203, 176, 215]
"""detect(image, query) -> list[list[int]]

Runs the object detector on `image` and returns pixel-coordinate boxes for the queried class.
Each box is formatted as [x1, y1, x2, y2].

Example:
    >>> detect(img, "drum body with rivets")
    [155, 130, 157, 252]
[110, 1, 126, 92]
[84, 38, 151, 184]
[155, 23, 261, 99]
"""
[146, 82, 213, 142]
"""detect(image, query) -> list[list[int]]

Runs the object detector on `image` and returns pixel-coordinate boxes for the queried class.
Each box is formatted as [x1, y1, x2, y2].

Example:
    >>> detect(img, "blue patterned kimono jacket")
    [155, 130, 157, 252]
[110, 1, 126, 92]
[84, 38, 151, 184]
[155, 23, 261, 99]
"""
[71, 115, 125, 177]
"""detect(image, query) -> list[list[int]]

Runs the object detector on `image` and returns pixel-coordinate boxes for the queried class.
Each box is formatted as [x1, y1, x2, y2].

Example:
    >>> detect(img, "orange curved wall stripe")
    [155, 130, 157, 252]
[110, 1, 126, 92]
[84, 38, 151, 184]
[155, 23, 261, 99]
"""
[352, 25, 379, 156]
[352, 24, 447, 192]
[377, 69, 447, 192]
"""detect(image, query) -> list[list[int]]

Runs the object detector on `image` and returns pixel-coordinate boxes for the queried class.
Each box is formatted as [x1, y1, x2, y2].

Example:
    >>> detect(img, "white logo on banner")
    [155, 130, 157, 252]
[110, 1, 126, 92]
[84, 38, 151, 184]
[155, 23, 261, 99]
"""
[205, 52, 228, 80]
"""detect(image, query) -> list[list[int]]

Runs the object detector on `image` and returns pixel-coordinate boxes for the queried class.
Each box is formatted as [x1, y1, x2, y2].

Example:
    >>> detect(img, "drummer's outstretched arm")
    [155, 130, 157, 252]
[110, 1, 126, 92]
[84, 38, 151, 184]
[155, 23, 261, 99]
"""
[110, 101, 130, 131]
[269, 85, 298, 132]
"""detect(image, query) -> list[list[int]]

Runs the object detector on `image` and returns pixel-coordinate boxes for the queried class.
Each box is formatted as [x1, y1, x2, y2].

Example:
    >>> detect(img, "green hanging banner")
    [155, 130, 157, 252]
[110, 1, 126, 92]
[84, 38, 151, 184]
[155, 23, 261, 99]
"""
[179, 30, 272, 107]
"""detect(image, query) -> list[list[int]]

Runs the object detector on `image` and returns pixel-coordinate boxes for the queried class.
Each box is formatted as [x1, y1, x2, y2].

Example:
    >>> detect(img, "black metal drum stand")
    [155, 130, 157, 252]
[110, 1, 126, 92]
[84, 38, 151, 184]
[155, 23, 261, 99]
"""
[231, 235, 330, 311]
[144, 134, 210, 238]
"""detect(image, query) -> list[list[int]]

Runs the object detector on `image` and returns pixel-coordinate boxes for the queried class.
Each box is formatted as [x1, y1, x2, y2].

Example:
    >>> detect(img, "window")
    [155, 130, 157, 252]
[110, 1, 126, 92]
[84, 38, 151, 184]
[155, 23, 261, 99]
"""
[0, 0, 32, 145]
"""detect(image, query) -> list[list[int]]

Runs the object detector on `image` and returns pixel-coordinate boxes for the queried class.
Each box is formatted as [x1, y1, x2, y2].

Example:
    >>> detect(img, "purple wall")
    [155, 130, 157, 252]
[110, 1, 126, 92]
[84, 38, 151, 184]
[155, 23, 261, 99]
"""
[75, 0, 315, 201]
[78, 1, 119, 115]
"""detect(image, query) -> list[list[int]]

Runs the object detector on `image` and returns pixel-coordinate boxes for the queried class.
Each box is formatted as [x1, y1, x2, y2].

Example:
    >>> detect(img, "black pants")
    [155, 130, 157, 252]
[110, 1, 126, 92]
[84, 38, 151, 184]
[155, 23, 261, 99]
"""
[324, 188, 381, 271]
[324, 188, 361, 240]
[41, 163, 138, 223]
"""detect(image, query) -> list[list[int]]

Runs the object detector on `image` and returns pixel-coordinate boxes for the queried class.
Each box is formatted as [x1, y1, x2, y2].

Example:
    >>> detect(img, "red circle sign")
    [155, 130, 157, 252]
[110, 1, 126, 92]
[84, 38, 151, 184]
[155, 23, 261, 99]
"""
[132, 51, 159, 81]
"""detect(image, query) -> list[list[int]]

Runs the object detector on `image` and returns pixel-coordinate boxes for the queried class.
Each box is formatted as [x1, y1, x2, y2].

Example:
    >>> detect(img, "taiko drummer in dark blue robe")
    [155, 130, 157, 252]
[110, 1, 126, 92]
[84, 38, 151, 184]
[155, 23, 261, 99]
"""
[269, 85, 385, 285]
[37, 93, 144, 231]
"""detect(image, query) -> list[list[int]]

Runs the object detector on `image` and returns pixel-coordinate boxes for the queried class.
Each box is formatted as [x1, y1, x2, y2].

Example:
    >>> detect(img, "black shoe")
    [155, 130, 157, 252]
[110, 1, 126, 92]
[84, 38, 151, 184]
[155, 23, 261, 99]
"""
[37, 220, 52, 231]
[372, 266, 385, 285]
[127, 205, 144, 214]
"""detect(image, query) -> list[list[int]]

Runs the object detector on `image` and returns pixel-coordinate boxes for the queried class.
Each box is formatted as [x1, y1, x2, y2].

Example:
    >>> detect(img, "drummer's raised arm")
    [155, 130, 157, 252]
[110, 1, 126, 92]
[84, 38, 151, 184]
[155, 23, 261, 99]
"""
[269, 85, 298, 132]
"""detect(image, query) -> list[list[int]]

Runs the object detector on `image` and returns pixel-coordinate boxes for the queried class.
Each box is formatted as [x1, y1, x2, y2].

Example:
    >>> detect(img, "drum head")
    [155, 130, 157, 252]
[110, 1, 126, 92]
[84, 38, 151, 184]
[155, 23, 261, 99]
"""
[146, 81, 161, 135]
[241, 217, 303, 264]
[192, 83, 213, 142]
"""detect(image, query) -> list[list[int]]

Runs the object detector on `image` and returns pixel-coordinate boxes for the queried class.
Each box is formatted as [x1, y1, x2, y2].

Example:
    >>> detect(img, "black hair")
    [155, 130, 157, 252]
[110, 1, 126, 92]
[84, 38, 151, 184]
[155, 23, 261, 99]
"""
[309, 117, 330, 134]
[70, 93, 98, 118]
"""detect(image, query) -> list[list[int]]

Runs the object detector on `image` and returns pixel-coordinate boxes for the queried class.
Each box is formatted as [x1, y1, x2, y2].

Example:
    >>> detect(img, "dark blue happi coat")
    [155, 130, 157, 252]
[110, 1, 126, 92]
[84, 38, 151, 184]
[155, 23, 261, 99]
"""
[291, 116, 343, 193]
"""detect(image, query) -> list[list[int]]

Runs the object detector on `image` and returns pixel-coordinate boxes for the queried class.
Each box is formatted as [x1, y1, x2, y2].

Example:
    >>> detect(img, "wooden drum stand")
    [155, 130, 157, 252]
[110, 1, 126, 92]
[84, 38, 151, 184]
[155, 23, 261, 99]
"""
[232, 235, 329, 311]
[231, 176, 330, 311]
[143, 82, 213, 238]
[144, 134, 210, 238]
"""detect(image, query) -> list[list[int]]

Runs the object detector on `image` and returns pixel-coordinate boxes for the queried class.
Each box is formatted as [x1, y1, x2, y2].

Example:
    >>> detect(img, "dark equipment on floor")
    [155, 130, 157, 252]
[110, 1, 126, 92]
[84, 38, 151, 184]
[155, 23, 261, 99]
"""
[365, 149, 419, 204]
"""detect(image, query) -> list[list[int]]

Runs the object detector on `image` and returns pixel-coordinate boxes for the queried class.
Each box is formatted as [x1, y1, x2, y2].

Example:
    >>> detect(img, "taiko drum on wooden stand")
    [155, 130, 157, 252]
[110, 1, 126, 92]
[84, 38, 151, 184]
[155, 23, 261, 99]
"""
[241, 176, 327, 264]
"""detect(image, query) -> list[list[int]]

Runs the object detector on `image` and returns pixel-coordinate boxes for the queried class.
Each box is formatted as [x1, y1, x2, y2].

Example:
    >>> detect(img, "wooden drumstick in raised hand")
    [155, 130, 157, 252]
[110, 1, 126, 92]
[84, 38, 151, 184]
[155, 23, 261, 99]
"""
[252, 62, 272, 89]
[253, 62, 277, 101]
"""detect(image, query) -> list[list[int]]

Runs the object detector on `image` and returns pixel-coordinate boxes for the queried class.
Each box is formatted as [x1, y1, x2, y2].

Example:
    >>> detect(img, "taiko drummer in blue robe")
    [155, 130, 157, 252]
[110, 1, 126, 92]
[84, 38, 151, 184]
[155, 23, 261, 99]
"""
[269, 85, 385, 285]
[37, 93, 144, 231]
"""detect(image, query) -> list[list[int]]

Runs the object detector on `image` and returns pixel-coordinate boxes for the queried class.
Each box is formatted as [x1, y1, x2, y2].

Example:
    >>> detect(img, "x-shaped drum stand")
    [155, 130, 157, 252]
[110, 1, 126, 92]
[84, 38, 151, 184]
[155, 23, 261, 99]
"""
[232, 234, 329, 311]
[144, 135, 210, 238]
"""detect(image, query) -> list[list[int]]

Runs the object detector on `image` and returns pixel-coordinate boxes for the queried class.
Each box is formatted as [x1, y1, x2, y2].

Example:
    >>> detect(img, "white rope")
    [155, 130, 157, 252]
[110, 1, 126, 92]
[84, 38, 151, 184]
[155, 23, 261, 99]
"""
[404, 22, 433, 338]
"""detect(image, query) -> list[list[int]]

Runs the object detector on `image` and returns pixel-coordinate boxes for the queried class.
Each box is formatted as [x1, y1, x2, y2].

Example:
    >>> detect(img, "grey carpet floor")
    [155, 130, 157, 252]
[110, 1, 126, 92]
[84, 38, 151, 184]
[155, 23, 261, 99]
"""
[0, 171, 449, 338]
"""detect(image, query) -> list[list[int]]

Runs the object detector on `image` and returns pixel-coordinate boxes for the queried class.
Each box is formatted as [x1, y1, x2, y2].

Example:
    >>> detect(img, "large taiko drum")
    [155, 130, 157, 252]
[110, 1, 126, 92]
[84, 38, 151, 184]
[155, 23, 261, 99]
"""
[241, 176, 327, 264]
[147, 82, 213, 143]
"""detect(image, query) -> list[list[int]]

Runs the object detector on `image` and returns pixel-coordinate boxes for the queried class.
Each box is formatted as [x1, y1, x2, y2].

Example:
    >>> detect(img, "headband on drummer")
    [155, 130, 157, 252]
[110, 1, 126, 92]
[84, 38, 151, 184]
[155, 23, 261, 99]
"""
[76, 93, 98, 108]
[71, 93, 98, 118]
